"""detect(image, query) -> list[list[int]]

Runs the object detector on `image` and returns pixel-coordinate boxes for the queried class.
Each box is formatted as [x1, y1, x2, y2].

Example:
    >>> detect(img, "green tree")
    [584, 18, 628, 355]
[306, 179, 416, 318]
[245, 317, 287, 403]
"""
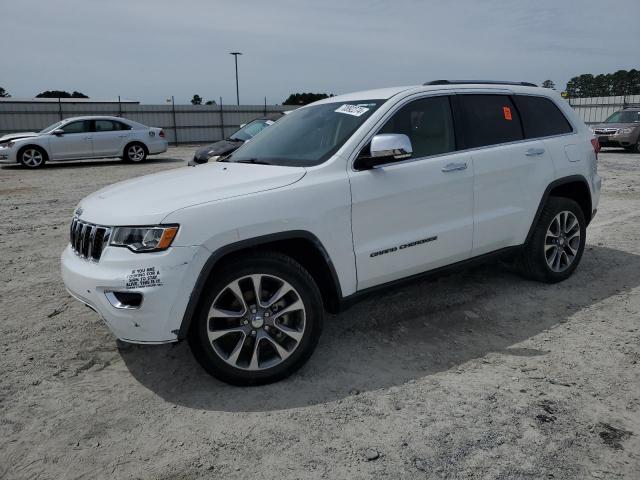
[205, 99, 217, 106]
[565, 69, 640, 98]
[191, 94, 203, 105]
[283, 92, 334, 105]
[0, 87, 10, 98]
[36, 90, 88, 98]
[541, 80, 555, 89]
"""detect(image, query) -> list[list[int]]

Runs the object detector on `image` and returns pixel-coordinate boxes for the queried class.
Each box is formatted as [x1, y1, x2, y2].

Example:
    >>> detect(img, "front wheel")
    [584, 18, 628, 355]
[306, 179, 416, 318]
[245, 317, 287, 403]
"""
[123, 143, 147, 163]
[19, 146, 46, 168]
[188, 252, 324, 385]
[520, 197, 586, 283]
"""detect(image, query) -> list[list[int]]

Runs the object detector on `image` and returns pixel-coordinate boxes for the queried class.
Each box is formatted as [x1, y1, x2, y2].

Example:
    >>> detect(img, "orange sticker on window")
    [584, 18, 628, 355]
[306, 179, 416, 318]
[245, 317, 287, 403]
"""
[503, 106, 513, 121]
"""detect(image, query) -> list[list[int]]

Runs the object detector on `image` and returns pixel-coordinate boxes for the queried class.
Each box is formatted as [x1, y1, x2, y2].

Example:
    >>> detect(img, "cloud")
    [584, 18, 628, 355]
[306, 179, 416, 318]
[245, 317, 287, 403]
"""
[2, 0, 638, 104]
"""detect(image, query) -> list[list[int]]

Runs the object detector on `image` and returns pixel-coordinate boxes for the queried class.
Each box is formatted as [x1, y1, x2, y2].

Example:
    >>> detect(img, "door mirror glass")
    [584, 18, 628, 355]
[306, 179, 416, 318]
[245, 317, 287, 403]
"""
[354, 133, 412, 170]
[52, 129, 65, 136]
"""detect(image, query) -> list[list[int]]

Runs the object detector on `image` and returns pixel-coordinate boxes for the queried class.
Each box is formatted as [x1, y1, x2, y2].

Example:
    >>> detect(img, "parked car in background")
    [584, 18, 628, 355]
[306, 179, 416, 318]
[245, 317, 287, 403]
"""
[62, 81, 601, 385]
[590, 106, 640, 153]
[189, 118, 274, 165]
[0, 116, 168, 168]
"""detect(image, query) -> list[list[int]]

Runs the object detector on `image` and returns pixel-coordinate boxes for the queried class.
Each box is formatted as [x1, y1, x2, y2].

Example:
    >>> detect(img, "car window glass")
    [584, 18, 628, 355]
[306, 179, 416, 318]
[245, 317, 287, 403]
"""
[379, 96, 455, 157]
[116, 121, 131, 130]
[514, 95, 572, 138]
[61, 120, 90, 134]
[94, 120, 118, 132]
[457, 95, 523, 148]
[604, 110, 640, 123]
[229, 120, 271, 141]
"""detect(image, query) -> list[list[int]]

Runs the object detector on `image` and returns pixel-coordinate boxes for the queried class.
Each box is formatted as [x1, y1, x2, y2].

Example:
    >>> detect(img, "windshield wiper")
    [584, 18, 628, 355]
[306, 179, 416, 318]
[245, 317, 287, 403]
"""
[235, 158, 272, 165]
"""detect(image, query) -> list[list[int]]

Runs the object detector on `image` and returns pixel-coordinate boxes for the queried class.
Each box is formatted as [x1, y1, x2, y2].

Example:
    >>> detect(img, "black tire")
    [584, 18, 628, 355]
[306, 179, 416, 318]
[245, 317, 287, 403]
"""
[188, 251, 324, 386]
[634, 138, 640, 154]
[520, 197, 586, 283]
[122, 142, 147, 163]
[18, 145, 46, 168]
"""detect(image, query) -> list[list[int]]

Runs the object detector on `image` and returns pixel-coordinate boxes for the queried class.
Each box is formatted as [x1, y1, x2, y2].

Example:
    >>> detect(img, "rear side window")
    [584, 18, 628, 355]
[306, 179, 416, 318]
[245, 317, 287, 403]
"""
[94, 120, 118, 132]
[514, 95, 573, 138]
[457, 95, 523, 148]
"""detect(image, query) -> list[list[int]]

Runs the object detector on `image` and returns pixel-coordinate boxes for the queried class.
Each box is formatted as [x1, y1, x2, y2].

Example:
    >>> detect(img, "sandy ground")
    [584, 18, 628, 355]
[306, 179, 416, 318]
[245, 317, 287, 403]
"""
[1, 147, 639, 480]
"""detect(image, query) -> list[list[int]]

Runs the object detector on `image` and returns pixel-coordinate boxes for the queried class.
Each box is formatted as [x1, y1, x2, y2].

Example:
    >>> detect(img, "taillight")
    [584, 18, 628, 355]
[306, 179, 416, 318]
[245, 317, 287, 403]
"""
[159, 129, 165, 138]
[590, 137, 600, 159]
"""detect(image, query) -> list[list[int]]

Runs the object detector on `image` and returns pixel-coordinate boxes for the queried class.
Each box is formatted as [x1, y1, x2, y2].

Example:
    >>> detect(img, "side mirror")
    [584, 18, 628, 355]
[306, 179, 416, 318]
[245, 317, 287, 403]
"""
[52, 129, 65, 136]
[354, 133, 412, 170]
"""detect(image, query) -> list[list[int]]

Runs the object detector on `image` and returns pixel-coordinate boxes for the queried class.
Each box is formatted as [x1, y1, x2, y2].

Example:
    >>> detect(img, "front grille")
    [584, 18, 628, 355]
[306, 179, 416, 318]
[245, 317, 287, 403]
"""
[69, 218, 111, 261]
[594, 128, 619, 135]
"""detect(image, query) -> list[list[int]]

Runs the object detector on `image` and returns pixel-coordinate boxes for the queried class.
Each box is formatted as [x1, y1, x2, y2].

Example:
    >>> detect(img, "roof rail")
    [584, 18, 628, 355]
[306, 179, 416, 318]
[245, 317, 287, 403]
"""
[424, 80, 538, 87]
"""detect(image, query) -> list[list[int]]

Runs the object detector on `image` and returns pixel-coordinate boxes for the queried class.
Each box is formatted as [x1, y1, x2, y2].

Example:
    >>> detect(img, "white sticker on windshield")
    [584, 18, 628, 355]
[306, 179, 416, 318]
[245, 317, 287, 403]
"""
[335, 104, 370, 117]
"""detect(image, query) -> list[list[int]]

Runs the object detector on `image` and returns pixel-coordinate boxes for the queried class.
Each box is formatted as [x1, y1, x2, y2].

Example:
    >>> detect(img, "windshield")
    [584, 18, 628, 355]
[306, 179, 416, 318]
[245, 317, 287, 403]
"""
[39, 120, 65, 134]
[229, 119, 273, 142]
[604, 110, 640, 123]
[228, 100, 384, 166]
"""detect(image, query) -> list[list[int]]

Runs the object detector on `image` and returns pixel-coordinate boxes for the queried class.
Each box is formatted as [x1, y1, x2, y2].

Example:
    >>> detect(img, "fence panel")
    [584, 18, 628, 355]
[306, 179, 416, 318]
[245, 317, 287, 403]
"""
[0, 101, 297, 144]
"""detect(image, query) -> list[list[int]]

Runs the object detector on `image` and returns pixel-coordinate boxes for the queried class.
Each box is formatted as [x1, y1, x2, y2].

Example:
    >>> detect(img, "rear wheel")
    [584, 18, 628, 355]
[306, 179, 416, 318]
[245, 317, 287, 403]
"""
[188, 252, 324, 385]
[123, 142, 147, 163]
[19, 146, 46, 168]
[520, 197, 586, 283]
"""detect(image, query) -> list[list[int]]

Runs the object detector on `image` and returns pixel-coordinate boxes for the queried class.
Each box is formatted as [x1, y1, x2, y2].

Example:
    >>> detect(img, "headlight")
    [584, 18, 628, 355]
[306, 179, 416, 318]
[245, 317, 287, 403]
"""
[588, 126, 595, 133]
[110, 225, 179, 252]
[620, 128, 632, 134]
[0, 141, 15, 148]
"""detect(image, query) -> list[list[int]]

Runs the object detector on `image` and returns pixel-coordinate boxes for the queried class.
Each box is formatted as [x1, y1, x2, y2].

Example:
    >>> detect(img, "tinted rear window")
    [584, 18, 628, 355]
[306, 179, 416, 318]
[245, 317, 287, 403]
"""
[514, 95, 573, 138]
[457, 95, 523, 148]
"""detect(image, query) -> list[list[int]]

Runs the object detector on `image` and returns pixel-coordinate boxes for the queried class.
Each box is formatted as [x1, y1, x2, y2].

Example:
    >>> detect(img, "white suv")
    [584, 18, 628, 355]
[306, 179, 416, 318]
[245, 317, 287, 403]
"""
[61, 81, 601, 385]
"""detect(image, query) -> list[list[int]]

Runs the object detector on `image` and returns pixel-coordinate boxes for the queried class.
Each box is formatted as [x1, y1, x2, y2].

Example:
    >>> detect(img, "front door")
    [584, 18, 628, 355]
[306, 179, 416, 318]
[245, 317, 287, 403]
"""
[349, 95, 474, 290]
[48, 120, 93, 160]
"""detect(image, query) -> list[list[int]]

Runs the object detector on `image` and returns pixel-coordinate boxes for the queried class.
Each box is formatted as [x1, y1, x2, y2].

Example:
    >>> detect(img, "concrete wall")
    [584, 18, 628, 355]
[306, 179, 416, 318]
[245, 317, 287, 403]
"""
[567, 95, 640, 125]
[0, 100, 298, 144]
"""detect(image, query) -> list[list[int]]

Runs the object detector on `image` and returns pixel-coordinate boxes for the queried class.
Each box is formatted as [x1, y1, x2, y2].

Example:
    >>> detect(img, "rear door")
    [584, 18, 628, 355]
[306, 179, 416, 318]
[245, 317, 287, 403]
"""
[48, 120, 93, 160]
[92, 120, 129, 156]
[454, 93, 555, 255]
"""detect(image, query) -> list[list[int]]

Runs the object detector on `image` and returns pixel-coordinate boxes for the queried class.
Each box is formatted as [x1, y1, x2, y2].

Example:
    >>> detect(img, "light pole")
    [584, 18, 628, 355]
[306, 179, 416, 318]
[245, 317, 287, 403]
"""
[229, 51, 242, 106]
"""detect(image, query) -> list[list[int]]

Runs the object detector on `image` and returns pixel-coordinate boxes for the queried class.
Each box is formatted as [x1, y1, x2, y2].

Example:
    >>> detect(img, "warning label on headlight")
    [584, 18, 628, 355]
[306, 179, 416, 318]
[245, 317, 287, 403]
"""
[126, 267, 163, 289]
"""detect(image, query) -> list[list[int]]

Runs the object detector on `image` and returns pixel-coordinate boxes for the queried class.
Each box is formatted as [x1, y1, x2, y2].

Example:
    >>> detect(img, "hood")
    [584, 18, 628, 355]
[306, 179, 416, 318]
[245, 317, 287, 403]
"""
[0, 132, 39, 143]
[77, 162, 306, 225]
[194, 139, 243, 160]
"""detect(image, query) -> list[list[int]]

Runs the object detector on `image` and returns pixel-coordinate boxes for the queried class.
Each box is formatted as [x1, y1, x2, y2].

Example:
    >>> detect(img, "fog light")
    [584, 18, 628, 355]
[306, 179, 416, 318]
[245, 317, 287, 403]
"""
[105, 291, 143, 309]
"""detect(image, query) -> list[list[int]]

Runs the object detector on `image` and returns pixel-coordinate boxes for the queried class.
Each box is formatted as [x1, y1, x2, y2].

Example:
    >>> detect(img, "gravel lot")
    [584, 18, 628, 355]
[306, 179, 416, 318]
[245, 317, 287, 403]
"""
[1, 147, 639, 479]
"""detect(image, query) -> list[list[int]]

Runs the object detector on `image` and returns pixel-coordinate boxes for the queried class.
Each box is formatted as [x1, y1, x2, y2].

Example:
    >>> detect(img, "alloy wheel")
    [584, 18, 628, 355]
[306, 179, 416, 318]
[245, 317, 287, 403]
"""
[128, 145, 145, 161]
[207, 274, 306, 371]
[22, 148, 43, 167]
[544, 210, 581, 273]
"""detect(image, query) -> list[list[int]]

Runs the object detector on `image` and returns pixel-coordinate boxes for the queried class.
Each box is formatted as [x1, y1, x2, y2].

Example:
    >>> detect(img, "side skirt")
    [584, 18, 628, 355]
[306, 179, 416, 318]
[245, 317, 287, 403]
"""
[338, 245, 522, 311]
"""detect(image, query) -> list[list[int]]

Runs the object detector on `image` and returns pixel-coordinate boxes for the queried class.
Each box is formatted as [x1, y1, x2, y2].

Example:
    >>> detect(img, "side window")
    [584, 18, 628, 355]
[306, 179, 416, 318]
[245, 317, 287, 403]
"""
[94, 120, 118, 132]
[457, 95, 523, 148]
[379, 96, 455, 158]
[116, 121, 131, 130]
[513, 95, 573, 138]
[61, 120, 90, 134]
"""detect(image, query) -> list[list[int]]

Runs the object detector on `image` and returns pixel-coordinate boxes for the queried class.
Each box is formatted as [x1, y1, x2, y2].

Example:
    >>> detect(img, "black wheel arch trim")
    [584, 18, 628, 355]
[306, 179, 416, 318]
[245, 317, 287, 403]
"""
[525, 174, 593, 245]
[175, 230, 343, 340]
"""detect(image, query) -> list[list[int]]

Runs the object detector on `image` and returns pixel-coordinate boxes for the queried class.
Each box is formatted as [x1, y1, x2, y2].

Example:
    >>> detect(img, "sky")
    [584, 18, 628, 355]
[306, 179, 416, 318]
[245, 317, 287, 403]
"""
[2, 0, 639, 105]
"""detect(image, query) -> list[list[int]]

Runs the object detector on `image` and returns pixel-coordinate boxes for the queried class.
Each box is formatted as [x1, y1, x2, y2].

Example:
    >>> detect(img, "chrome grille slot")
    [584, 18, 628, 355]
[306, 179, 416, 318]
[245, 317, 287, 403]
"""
[69, 218, 111, 262]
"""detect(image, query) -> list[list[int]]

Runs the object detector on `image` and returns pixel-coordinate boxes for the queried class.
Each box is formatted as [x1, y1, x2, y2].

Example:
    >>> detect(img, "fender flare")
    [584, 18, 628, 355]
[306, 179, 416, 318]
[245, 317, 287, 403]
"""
[525, 174, 592, 245]
[174, 230, 342, 340]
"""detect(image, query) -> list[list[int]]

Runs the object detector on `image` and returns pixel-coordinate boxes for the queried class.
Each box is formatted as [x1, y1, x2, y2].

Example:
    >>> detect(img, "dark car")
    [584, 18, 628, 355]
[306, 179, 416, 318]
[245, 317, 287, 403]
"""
[591, 107, 640, 153]
[189, 118, 275, 165]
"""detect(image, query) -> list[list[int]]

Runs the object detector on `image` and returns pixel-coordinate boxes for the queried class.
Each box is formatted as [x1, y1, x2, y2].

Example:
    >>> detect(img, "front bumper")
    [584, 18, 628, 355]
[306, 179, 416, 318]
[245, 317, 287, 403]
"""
[0, 147, 16, 163]
[597, 133, 635, 148]
[61, 243, 204, 343]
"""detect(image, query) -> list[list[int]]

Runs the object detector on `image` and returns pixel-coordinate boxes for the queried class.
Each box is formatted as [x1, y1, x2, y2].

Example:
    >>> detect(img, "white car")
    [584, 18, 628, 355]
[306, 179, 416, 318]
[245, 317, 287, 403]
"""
[0, 116, 168, 168]
[61, 80, 601, 385]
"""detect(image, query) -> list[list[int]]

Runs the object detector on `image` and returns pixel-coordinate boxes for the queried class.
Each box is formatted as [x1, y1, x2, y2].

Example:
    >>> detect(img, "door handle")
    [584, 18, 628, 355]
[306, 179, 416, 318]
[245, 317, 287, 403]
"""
[118, 135, 127, 138]
[84, 136, 92, 140]
[441, 162, 467, 172]
[525, 147, 545, 156]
